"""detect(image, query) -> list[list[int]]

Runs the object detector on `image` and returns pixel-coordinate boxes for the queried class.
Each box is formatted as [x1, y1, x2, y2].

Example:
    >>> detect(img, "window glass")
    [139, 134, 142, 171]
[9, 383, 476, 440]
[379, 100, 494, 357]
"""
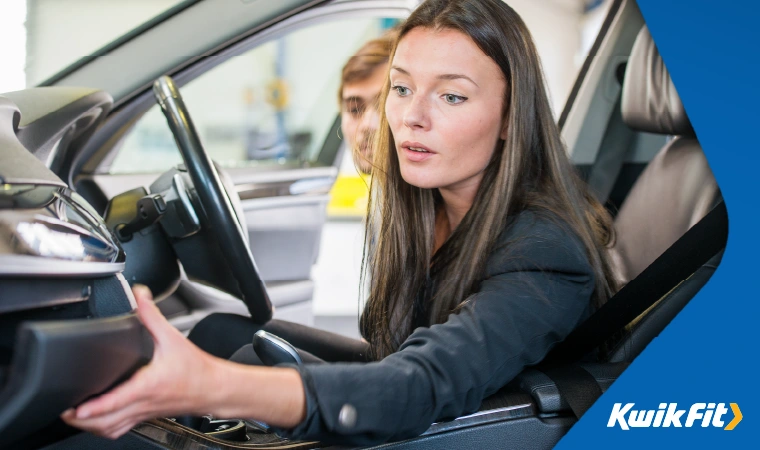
[110, 17, 394, 174]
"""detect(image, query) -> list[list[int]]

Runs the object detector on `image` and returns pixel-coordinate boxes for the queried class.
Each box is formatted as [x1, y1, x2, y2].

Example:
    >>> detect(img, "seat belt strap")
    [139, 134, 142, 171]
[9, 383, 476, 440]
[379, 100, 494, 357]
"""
[540, 365, 604, 419]
[544, 201, 728, 365]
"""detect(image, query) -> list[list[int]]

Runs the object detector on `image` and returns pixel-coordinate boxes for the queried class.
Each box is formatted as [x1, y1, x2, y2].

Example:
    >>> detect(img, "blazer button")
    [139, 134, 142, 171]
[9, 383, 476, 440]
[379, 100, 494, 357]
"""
[338, 404, 357, 428]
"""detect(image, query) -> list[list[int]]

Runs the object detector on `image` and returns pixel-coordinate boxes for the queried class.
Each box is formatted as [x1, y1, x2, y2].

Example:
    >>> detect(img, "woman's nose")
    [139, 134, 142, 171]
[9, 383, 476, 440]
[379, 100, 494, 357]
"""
[403, 96, 430, 130]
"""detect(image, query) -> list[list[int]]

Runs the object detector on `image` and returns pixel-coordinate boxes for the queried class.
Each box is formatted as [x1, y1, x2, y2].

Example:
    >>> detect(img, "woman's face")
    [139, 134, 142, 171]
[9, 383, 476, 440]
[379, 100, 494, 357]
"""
[386, 27, 507, 192]
[341, 65, 387, 174]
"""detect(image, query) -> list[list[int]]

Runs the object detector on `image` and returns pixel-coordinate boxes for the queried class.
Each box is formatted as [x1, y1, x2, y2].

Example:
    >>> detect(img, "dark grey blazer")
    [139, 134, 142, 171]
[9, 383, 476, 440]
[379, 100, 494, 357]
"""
[281, 209, 596, 446]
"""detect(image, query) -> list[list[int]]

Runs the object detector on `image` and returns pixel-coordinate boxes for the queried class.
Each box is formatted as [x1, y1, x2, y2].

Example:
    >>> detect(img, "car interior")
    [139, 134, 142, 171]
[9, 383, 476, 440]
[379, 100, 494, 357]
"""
[0, 0, 727, 448]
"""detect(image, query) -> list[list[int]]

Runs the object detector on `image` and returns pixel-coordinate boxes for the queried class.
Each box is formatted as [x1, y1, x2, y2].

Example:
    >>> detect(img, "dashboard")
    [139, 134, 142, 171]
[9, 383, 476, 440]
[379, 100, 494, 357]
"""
[0, 88, 151, 448]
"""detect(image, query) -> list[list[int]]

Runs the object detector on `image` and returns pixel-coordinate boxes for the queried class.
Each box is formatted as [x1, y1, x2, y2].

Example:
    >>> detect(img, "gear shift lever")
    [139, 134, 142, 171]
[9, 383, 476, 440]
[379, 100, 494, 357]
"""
[252, 330, 303, 367]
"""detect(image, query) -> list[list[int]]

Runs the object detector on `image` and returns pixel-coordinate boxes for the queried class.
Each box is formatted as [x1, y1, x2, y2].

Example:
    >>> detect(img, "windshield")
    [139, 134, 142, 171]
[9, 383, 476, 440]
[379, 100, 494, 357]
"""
[0, 0, 191, 91]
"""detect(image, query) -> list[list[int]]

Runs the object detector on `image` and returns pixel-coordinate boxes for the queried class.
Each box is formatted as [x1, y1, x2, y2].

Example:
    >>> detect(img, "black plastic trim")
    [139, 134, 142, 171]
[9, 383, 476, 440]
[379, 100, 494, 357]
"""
[0, 314, 152, 448]
[366, 416, 575, 450]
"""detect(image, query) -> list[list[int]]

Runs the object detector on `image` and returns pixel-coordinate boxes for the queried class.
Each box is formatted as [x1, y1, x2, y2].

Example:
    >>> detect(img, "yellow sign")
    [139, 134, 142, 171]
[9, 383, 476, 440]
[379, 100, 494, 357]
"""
[327, 174, 370, 218]
[265, 79, 289, 111]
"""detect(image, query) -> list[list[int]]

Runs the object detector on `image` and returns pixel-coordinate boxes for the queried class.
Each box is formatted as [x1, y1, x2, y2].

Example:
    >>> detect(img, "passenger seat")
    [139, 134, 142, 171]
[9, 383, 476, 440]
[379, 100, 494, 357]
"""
[606, 25, 723, 362]
[609, 26, 720, 287]
[509, 26, 726, 416]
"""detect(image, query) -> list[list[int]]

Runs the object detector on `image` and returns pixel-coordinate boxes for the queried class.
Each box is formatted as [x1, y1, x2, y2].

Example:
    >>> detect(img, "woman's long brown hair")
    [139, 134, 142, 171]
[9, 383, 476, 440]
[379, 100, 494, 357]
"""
[359, 0, 617, 360]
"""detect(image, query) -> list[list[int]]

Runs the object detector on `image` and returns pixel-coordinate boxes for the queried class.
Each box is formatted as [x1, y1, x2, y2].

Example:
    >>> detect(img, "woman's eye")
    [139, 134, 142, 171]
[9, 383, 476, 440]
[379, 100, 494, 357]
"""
[392, 86, 411, 96]
[443, 94, 466, 104]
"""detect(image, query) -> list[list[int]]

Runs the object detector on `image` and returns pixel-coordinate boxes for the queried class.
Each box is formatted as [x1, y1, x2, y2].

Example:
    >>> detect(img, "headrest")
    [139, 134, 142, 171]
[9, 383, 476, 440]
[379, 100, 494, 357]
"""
[621, 26, 695, 137]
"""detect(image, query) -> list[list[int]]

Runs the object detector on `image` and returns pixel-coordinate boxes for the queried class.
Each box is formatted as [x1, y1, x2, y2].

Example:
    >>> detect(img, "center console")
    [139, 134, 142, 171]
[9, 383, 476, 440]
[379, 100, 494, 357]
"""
[51, 390, 546, 449]
[131, 418, 320, 449]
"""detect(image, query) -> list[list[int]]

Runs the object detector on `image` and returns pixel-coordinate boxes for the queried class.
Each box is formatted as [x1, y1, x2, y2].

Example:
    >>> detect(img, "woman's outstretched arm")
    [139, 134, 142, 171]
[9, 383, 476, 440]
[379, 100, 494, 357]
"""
[61, 285, 306, 439]
[280, 213, 596, 446]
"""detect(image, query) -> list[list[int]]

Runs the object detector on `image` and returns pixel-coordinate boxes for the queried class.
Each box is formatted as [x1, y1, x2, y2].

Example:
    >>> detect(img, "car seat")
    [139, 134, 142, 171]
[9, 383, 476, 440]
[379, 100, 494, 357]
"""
[609, 26, 721, 287]
[510, 24, 727, 417]
[606, 25, 722, 361]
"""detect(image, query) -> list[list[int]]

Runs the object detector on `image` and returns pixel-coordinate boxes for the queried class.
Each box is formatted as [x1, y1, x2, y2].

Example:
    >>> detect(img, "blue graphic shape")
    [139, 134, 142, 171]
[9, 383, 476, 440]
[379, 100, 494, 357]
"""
[557, 0, 759, 447]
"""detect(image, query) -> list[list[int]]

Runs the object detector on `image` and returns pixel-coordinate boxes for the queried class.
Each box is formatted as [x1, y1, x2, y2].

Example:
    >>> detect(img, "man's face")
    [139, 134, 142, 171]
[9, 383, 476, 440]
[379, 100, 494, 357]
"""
[341, 65, 386, 174]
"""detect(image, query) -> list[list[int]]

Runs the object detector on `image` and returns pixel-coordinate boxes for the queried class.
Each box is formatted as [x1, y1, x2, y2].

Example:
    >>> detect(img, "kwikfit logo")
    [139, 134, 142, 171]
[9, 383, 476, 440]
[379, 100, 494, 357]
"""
[608, 403, 742, 430]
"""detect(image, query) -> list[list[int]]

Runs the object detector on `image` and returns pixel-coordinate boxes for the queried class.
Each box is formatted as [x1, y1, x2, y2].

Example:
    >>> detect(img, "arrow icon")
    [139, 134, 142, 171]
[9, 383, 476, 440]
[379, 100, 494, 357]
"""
[724, 403, 742, 430]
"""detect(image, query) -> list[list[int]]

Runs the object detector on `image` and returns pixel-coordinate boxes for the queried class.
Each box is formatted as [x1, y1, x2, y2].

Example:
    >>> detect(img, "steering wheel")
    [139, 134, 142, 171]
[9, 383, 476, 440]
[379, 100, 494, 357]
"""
[152, 75, 272, 324]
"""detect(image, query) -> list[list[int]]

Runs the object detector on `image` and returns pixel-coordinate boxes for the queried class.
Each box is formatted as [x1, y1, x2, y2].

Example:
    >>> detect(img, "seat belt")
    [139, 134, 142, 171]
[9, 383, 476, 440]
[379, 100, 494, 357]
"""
[541, 365, 604, 419]
[536, 201, 727, 419]
[544, 200, 728, 365]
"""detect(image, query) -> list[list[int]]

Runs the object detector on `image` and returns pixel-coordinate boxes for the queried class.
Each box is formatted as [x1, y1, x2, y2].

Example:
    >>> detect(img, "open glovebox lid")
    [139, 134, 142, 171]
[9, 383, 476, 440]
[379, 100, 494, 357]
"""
[0, 314, 153, 448]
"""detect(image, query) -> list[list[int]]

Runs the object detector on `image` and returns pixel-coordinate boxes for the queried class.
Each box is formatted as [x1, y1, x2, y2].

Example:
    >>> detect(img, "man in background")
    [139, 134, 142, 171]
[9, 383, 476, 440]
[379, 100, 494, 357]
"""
[339, 31, 396, 175]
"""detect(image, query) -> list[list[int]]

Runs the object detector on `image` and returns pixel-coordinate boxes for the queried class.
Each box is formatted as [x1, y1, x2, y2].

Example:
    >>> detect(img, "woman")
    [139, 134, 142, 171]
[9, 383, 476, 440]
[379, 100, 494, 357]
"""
[62, 0, 616, 445]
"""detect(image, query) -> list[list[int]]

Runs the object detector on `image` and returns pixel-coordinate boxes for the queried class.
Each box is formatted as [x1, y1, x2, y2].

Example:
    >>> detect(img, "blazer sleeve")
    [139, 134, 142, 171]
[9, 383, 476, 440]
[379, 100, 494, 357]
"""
[278, 215, 596, 446]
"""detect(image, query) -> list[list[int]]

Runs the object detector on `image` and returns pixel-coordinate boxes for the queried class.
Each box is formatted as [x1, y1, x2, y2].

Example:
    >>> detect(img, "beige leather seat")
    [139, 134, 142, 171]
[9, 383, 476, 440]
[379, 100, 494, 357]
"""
[610, 26, 720, 287]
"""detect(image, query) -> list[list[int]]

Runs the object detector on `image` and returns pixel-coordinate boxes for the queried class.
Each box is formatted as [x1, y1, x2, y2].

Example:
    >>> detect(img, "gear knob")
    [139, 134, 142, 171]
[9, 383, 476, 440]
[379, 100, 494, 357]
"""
[252, 330, 303, 367]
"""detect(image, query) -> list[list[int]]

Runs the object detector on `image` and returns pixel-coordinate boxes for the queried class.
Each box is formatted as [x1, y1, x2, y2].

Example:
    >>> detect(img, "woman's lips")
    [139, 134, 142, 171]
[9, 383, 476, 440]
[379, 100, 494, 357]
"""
[400, 141, 435, 162]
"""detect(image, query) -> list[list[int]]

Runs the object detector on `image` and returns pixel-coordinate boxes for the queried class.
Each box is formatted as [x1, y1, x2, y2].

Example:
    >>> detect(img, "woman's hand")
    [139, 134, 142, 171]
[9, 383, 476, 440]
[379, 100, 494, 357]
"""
[61, 285, 223, 439]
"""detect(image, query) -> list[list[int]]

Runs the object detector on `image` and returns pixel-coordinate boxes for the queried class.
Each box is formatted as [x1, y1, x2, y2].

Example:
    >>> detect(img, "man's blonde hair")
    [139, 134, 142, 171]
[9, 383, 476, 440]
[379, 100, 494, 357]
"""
[338, 29, 398, 104]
